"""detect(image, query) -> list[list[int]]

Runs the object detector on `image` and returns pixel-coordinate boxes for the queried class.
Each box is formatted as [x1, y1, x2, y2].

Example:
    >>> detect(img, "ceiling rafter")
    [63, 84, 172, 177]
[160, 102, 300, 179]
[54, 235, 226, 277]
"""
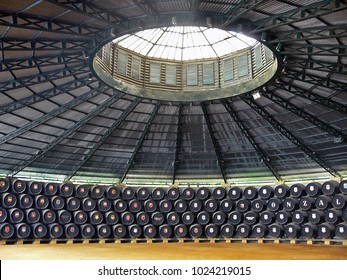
[0, 84, 104, 145]
[250, 0, 347, 34]
[221, 100, 281, 181]
[65, 98, 142, 181]
[120, 102, 161, 183]
[0, 53, 85, 71]
[45, 0, 125, 24]
[172, 103, 182, 185]
[240, 95, 341, 177]
[0, 76, 96, 115]
[9, 90, 124, 176]
[259, 90, 347, 142]
[221, 0, 267, 27]
[201, 102, 227, 183]
[0, 10, 103, 38]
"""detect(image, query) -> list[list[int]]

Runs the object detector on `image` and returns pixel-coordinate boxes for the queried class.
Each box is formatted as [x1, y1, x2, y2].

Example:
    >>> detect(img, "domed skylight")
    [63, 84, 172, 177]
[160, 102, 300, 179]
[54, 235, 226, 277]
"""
[113, 26, 257, 61]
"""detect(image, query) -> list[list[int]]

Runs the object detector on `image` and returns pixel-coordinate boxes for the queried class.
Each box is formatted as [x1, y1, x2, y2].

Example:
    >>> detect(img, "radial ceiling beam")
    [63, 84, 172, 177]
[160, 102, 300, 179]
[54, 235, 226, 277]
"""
[240, 95, 340, 177]
[131, 0, 158, 16]
[45, 0, 125, 24]
[221, 100, 281, 181]
[281, 44, 347, 57]
[269, 24, 347, 43]
[9, 90, 124, 176]
[0, 10, 103, 38]
[0, 76, 95, 115]
[1, 38, 90, 52]
[0, 84, 104, 145]
[260, 91, 347, 142]
[190, 0, 201, 23]
[66, 98, 142, 181]
[270, 82, 347, 115]
[201, 102, 227, 184]
[0, 53, 85, 71]
[250, 0, 347, 34]
[0, 64, 88, 91]
[172, 103, 182, 185]
[120, 102, 161, 183]
[221, 0, 267, 27]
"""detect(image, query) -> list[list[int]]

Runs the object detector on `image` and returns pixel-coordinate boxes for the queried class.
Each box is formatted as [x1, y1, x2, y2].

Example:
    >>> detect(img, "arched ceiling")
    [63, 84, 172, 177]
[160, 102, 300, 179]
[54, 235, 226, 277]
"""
[0, 0, 346, 185]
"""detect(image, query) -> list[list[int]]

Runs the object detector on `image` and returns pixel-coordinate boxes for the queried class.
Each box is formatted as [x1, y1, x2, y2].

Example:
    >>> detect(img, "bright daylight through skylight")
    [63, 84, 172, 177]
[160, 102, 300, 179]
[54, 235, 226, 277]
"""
[113, 26, 257, 61]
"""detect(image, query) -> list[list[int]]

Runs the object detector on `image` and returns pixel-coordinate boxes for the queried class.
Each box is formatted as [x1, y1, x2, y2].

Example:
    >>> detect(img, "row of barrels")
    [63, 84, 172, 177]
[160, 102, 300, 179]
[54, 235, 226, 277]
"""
[1, 206, 347, 227]
[1, 179, 347, 201]
[1, 191, 346, 214]
[1, 222, 346, 240]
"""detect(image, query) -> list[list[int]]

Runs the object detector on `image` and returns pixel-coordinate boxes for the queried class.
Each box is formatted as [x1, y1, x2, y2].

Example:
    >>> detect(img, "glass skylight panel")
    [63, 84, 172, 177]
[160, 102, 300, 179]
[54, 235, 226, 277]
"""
[113, 26, 257, 60]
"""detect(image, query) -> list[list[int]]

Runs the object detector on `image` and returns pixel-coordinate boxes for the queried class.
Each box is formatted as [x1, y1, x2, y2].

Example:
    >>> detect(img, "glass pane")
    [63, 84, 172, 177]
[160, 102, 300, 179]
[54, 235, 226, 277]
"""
[203, 63, 214, 85]
[150, 62, 161, 83]
[224, 58, 233, 81]
[131, 57, 141, 80]
[187, 64, 198, 85]
[238, 55, 249, 77]
[117, 51, 127, 75]
[166, 64, 176, 85]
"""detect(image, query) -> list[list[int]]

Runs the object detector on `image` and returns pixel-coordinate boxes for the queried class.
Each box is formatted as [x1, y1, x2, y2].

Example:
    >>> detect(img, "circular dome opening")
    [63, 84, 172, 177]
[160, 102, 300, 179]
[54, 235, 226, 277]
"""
[92, 26, 279, 102]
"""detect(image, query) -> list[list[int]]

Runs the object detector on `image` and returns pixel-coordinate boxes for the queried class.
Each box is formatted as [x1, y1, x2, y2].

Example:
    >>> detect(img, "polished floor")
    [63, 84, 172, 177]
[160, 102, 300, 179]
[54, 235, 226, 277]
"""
[0, 242, 346, 260]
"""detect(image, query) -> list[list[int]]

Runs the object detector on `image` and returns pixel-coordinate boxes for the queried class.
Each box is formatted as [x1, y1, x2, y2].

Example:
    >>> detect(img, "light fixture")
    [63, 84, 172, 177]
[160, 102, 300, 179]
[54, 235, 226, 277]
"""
[333, 136, 343, 143]
[252, 90, 261, 100]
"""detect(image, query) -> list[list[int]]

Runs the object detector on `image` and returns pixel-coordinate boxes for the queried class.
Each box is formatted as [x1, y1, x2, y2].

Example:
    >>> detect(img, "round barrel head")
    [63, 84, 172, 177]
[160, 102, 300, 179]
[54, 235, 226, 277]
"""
[284, 224, 299, 238]
[73, 211, 88, 225]
[205, 199, 218, 213]
[42, 209, 56, 224]
[152, 187, 165, 201]
[182, 212, 195, 226]
[205, 224, 219, 238]
[174, 224, 187, 238]
[182, 187, 195, 201]
[189, 224, 203, 238]
[49, 224, 63, 239]
[19, 194, 33, 209]
[151, 212, 164, 226]
[91, 186, 104, 199]
[268, 224, 284, 238]
[236, 199, 250, 212]
[317, 223, 333, 239]
[322, 180, 338, 195]
[251, 199, 265, 213]
[212, 187, 226, 200]
[274, 184, 289, 198]
[174, 199, 187, 213]
[228, 211, 243, 225]
[12, 179, 26, 194]
[129, 224, 142, 238]
[283, 197, 298, 212]
[113, 224, 126, 238]
[76, 185, 89, 198]
[267, 198, 281, 212]
[236, 224, 250, 238]
[335, 223, 347, 239]
[306, 182, 321, 197]
[308, 210, 323, 224]
[33, 223, 47, 238]
[189, 199, 202, 213]
[292, 210, 307, 224]
[252, 224, 266, 238]
[81, 224, 95, 238]
[167, 212, 180, 226]
[228, 187, 242, 200]
[121, 212, 134, 226]
[3, 193, 17, 208]
[212, 211, 226, 225]
[10, 208, 24, 223]
[332, 194, 346, 209]
[98, 198, 111, 212]
[290, 184, 305, 198]
[220, 199, 233, 212]
[196, 187, 210, 200]
[58, 210, 72, 224]
[243, 186, 257, 200]
[159, 200, 172, 213]
[0, 178, 10, 193]
[315, 195, 330, 210]
[128, 199, 142, 213]
[259, 186, 273, 200]
[136, 187, 150, 201]
[301, 223, 317, 238]
[197, 211, 210, 225]
[0, 207, 8, 223]
[82, 198, 96, 212]
[29, 182, 43, 195]
[276, 211, 290, 225]
[221, 224, 235, 238]
[259, 211, 274, 225]
[44, 183, 58, 196]
[16, 223, 31, 239]
[35, 195, 49, 210]
[114, 199, 127, 213]
[167, 187, 180, 201]
[143, 199, 157, 213]
[51, 196, 65, 210]
[243, 212, 258, 225]
[106, 187, 120, 200]
[136, 212, 150, 226]
[105, 211, 119, 225]
[122, 187, 135, 200]
[25, 209, 40, 224]
[324, 209, 340, 224]
[299, 197, 313, 211]
[65, 224, 79, 238]
[339, 180, 347, 194]
[59, 183, 74, 197]
[97, 225, 111, 238]
[144, 224, 157, 238]
[159, 224, 172, 238]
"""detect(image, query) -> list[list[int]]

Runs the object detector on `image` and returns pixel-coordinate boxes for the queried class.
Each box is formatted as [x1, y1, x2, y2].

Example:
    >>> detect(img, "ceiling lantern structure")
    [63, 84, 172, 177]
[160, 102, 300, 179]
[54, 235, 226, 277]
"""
[92, 26, 279, 101]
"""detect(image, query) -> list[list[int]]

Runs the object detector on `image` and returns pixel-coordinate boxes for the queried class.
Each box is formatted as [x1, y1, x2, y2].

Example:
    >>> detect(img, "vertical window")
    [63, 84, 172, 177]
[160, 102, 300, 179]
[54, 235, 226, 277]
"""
[117, 51, 127, 75]
[264, 46, 273, 63]
[187, 64, 198, 86]
[224, 58, 233, 82]
[166, 64, 176, 85]
[131, 57, 140, 80]
[150, 62, 161, 83]
[254, 44, 263, 69]
[203, 63, 214, 85]
[238, 55, 249, 77]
